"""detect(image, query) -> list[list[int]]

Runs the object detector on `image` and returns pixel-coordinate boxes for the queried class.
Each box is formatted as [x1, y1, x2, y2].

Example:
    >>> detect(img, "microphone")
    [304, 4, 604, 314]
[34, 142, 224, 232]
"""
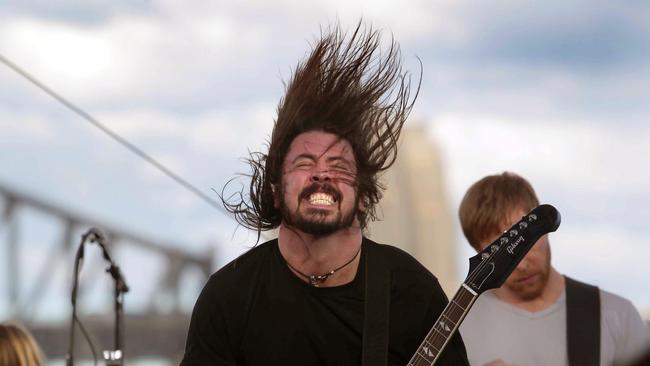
[87, 230, 130, 293]
[67, 227, 129, 366]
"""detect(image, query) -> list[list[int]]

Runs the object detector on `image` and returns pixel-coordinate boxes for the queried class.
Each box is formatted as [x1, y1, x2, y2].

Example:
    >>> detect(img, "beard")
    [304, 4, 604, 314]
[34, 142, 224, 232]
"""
[280, 182, 358, 237]
[504, 249, 552, 301]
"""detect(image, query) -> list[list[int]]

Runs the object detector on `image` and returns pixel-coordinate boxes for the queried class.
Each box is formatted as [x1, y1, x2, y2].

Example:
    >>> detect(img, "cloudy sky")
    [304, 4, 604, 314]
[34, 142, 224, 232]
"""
[1, 0, 649, 322]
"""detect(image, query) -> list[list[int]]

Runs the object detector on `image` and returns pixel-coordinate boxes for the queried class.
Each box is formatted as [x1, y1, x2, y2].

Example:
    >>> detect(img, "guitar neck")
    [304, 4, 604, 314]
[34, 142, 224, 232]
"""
[407, 284, 478, 366]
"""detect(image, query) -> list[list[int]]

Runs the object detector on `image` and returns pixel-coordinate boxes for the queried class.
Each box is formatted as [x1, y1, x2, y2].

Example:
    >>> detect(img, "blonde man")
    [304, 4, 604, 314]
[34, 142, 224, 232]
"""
[458, 172, 648, 366]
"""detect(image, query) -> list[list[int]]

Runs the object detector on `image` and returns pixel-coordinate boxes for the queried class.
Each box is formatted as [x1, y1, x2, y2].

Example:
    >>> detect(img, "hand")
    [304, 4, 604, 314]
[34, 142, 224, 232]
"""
[482, 359, 519, 366]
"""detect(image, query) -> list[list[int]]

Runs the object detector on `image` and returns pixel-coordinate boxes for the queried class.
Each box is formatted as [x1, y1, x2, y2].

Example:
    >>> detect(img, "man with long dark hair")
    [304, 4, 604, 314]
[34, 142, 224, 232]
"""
[181, 23, 469, 365]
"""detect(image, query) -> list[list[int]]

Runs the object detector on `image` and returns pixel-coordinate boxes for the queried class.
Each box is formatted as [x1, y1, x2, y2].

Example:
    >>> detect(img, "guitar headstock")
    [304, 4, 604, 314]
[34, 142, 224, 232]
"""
[465, 204, 561, 295]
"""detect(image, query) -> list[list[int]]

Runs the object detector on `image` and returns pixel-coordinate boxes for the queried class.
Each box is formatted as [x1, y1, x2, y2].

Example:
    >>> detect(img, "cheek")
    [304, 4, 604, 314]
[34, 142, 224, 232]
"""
[339, 184, 359, 204]
[279, 173, 309, 204]
[282, 172, 307, 191]
[530, 238, 550, 261]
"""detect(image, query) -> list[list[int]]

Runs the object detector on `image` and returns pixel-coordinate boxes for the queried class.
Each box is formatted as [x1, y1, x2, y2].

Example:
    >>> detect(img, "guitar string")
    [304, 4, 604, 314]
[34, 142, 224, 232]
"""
[413, 208, 555, 366]
[413, 236, 512, 365]
[407, 286, 470, 365]
[421, 289, 471, 356]
[410, 252, 491, 365]
[464, 211, 538, 286]
[412, 211, 542, 365]
[412, 288, 475, 366]
[423, 211, 543, 353]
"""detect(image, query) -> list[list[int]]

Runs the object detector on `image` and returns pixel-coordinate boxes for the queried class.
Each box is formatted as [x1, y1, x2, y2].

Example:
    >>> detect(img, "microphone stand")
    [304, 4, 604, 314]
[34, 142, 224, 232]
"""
[66, 228, 129, 366]
[66, 229, 98, 366]
[93, 231, 130, 366]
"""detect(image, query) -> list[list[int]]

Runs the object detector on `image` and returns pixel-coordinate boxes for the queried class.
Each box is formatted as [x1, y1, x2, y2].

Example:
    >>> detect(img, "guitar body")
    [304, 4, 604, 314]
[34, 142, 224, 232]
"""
[407, 204, 561, 366]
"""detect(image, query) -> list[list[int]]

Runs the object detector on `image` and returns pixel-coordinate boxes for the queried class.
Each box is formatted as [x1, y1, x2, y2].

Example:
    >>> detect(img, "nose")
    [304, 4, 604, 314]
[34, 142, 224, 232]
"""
[310, 167, 332, 183]
[515, 254, 532, 272]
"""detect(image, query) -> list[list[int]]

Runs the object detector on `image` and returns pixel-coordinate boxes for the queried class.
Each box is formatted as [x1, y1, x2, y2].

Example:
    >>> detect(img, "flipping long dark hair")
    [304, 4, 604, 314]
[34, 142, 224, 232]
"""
[222, 22, 420, 237]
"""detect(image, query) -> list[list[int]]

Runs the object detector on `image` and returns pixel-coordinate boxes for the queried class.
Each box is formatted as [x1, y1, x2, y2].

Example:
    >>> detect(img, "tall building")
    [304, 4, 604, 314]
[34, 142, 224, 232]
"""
[367, 125, 459, 295]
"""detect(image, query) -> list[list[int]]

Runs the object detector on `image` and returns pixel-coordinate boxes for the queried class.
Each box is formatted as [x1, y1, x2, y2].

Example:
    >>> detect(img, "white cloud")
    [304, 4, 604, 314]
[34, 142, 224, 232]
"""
[0, 18, 114, 85]
[430, 114, 650, 199]
[311, 0, 466, 43]
[0, 108, 54, 141]
[553, 225, 650, 309]
[189, 103, 275, 154]
[95, 102, 275, 157]
[98, 108, 183, 138]
[0, 13, 271, 105]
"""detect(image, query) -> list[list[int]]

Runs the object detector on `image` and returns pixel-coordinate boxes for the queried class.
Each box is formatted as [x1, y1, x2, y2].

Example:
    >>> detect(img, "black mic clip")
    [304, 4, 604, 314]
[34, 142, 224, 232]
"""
[107, 263, 130, 294]
[87, 229, 129, 294]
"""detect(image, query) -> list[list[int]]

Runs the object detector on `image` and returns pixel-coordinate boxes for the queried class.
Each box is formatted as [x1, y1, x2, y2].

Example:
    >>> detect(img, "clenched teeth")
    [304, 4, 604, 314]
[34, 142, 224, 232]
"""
[308, 193, 335, 205]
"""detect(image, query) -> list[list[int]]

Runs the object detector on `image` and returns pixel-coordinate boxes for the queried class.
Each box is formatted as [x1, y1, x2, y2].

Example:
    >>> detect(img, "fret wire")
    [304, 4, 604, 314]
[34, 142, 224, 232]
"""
[463, 290, 470, 307]
[441, 313, 457, 327]
[410, 337, 437, 365]
[422, 339, 439, 360]
[424, 338, 439, 351]
[463, 290, 475, 305]
[411, 352, 429, 366]
[427, 311, 459, 343]
[430, 326, 446, 339]
[428, 291, 477, 353]
[427, 324, 445, 340]
[416, 349, 435, 363]
[426, 335, 444, 351]
[450, 292, 463, 305]
[457, 288, 467, 302]
[417, 352, 433, 366]
[461, 287, 474, 298]
[425, 334, 445, 355]
[407, 356, 416, 366]
[418, 340, 440, 355]
[447, 301, 465, 321]
[426, 320, 453, 344]
[413, 353, 424, 366]
[415, 329, 442, 365]
[454, 290, 470, 308]
[456, 288, 470, 306]
[412, 288, 479, 366]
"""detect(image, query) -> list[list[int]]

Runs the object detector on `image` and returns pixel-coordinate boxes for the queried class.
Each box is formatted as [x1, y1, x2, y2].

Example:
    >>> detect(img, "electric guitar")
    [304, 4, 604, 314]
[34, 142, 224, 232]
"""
[407, 204, 561, 365]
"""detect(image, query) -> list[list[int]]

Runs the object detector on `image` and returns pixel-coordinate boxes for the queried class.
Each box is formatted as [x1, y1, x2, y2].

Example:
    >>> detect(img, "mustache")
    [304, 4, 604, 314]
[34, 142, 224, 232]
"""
[298, 182, 342, 203]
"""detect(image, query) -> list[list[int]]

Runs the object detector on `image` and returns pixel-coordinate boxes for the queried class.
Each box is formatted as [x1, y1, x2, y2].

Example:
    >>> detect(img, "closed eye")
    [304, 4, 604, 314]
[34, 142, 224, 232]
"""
[293, 157, 315, 169]
[330, 164, 351, 172]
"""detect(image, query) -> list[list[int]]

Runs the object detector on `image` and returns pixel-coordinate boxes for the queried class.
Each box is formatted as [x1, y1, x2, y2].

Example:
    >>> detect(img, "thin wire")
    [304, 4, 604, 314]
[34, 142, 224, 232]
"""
[74, 313, 99, 366]
[0, 53, 227, 215]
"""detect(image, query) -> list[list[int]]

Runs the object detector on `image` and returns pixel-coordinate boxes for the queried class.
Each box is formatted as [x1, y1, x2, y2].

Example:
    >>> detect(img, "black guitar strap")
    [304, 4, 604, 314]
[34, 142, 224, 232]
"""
[565, 276, 601, 366]
[362, 240, 391, 366]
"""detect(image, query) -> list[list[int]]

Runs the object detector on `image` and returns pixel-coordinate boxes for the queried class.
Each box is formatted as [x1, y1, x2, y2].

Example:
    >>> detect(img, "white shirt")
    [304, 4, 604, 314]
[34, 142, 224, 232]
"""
[459, 287, 649, 366]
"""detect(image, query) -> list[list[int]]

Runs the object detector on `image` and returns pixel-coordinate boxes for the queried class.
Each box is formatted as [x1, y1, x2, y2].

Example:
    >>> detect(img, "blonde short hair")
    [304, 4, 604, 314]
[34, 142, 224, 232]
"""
[0, 322, 44, 366]
[459, 172, 539, 250]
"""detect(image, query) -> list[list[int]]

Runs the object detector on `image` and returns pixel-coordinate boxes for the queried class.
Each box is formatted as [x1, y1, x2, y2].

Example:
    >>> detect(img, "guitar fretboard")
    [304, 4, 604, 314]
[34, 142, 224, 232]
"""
[407, 285, 477, 366]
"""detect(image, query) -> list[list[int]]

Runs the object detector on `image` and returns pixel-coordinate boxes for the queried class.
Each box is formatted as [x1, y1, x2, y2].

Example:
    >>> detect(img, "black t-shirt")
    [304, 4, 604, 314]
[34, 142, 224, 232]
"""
[181, 238, 469, 365]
